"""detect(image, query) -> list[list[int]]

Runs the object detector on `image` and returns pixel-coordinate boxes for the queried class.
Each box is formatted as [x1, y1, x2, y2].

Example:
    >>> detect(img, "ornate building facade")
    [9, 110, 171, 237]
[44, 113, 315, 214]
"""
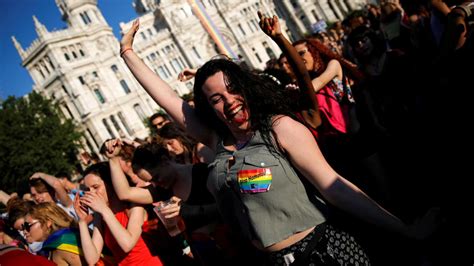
[13, 0, 366, 157]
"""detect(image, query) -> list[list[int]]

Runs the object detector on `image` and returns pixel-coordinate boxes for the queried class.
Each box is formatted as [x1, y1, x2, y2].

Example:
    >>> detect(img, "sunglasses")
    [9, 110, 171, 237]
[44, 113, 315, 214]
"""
[153, 120, 167, 127]
[21, 220, 39, 232]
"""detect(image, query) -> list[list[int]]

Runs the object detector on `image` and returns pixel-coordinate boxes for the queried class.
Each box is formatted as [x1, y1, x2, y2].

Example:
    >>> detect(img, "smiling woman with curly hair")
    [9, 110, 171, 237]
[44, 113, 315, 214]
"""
[118, 17, 439, 265]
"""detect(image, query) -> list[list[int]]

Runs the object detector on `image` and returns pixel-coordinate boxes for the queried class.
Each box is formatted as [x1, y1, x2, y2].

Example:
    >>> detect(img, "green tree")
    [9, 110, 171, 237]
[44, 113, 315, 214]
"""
[0, 92, 82, 194]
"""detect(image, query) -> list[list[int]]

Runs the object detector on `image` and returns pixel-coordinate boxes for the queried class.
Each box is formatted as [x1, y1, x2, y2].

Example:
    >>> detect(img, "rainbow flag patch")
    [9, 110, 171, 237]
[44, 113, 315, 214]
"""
[237, 168, 272, 193]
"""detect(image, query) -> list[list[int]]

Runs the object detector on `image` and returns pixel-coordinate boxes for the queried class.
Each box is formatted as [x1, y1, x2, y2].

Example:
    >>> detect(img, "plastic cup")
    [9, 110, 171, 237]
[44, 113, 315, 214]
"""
[153, 199, 182, 236]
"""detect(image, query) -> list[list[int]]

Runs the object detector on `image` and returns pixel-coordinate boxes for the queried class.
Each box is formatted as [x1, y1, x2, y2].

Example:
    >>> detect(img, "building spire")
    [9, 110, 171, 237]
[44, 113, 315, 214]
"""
[33, 15, 48, 38]
[11, 36, 26, 59]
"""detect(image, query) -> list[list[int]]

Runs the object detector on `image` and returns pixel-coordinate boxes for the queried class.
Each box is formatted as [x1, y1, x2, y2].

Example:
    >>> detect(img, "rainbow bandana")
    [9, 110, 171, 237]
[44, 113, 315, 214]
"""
[237, 168, 272, 193]
[42, 228, 83, 255]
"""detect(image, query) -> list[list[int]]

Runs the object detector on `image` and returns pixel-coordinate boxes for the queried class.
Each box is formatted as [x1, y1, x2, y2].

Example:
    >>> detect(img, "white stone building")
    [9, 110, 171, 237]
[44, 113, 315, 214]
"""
[13, 0, 366, 157]
[274, 0, 367, 38]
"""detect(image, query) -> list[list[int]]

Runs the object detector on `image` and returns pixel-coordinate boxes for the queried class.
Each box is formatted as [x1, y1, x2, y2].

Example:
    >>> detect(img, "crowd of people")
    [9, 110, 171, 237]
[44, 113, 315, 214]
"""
[1, 0, 473, 265]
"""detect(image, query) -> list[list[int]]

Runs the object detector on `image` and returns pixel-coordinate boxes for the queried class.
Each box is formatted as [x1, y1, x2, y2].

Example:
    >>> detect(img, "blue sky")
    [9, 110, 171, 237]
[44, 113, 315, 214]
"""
[0, 0, 138, 99]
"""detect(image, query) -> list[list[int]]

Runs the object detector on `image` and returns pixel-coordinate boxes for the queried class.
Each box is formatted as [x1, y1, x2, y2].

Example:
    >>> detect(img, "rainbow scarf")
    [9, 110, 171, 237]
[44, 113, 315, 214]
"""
[42, 228, 83, 255]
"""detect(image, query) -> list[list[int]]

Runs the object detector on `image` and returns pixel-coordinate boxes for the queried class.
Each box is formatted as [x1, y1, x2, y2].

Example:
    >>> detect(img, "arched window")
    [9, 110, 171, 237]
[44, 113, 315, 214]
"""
[80, 13, 90, 25]
[86, 128, 100, 149]
[156, 66, 169, 79]
[63, 104, 74, 119]
[102, 119, 115, 138]
[262, 41, 276, 60]
[237, 23, 246, 36]
[253, 48, 262, 63]
[36, 65, 45, 79]
[118, 112, 133, 135]
[46, 56, 55, 70]
[40, 61, 50, 75]
[84, 11, 92, 23]
[120, 80, 131, 94]
[94, 88, 106, 103]
[110, 115, 122, 134]
[76, 44, 85, 57]
[133, 103, 147, 121]
[192, 46, 201, 59]
[170, 59, 182, 74]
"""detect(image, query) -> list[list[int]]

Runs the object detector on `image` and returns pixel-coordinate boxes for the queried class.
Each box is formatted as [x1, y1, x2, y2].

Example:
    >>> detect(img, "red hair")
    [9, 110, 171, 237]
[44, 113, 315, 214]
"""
[293, 38, 365, 82]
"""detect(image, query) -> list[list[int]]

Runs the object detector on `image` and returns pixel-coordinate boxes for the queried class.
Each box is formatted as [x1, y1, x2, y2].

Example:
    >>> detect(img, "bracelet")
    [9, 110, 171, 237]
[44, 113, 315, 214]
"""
[120, 47, 133, 57]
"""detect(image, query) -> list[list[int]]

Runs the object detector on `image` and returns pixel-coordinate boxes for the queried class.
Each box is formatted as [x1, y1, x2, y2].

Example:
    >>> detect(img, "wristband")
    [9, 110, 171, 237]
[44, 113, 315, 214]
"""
[120, 47, 133, 57]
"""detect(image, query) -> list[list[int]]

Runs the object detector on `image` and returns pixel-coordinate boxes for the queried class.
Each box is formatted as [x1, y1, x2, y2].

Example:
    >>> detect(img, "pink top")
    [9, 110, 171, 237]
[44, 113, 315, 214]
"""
[104, 210, 163, 266]
[316, 85, 347, 135]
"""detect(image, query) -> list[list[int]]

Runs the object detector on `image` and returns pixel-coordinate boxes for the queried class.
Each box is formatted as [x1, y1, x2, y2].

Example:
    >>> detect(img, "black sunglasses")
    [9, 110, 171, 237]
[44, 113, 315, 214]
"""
[153, 120, 167, 127]
[22, 220, 39, 232]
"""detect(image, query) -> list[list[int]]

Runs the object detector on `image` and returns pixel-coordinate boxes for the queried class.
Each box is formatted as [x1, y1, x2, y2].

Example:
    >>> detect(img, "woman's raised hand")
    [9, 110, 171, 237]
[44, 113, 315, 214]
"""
[257, 11, 282, 38]
[104, 138, 122, 159]
[120, 19, 140, 51]
[178, 68, 197, 82]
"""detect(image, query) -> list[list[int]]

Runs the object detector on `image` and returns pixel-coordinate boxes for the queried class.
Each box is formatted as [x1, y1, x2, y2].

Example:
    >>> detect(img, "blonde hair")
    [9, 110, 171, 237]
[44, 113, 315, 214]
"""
[29, 202, 76, 233]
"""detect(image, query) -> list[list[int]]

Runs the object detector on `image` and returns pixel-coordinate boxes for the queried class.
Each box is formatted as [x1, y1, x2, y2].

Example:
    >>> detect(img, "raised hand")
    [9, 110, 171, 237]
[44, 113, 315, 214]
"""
[73, 192, 90, 222]
[29, 172, 57, 189]
[257, 11, 281, 38]
[121, 138, 141, 148]
[178, 68, 197, 82]
[120, 19, 140, 51]
[0, 190, 12, 205]
[29, 172, 46, 180]
[104, 138, 122, 159]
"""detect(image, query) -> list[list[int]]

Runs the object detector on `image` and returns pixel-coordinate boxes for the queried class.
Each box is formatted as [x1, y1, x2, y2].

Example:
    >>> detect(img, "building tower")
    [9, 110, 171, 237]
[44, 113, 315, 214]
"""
[12, 0, 160, 159]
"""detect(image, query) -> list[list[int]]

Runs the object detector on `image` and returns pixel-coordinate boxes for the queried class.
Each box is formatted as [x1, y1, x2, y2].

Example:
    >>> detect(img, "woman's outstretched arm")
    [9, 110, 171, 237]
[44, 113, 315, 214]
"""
[274, 115, 440, 239]
[258, 12, 322, 128]
[120, 19, 217, 148]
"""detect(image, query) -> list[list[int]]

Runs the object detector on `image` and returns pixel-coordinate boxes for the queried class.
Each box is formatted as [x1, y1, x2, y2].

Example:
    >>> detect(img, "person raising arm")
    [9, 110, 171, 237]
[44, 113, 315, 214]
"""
[120, 20, 218, 150]
[120, 16, 440, 264]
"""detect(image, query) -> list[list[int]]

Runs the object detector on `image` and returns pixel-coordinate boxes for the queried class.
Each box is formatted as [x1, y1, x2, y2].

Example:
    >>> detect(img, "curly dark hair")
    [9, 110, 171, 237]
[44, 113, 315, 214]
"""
[193, 58, 295, 153]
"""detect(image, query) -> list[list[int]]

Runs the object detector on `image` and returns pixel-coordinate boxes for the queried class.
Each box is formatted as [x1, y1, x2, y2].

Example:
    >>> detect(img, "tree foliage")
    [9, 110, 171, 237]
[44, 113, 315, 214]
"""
[0, 92, 82, 194]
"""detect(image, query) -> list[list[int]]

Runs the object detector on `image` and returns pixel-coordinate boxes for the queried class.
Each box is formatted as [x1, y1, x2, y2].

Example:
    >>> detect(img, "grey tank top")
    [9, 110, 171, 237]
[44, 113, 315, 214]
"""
[206, 131, 326, 247]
